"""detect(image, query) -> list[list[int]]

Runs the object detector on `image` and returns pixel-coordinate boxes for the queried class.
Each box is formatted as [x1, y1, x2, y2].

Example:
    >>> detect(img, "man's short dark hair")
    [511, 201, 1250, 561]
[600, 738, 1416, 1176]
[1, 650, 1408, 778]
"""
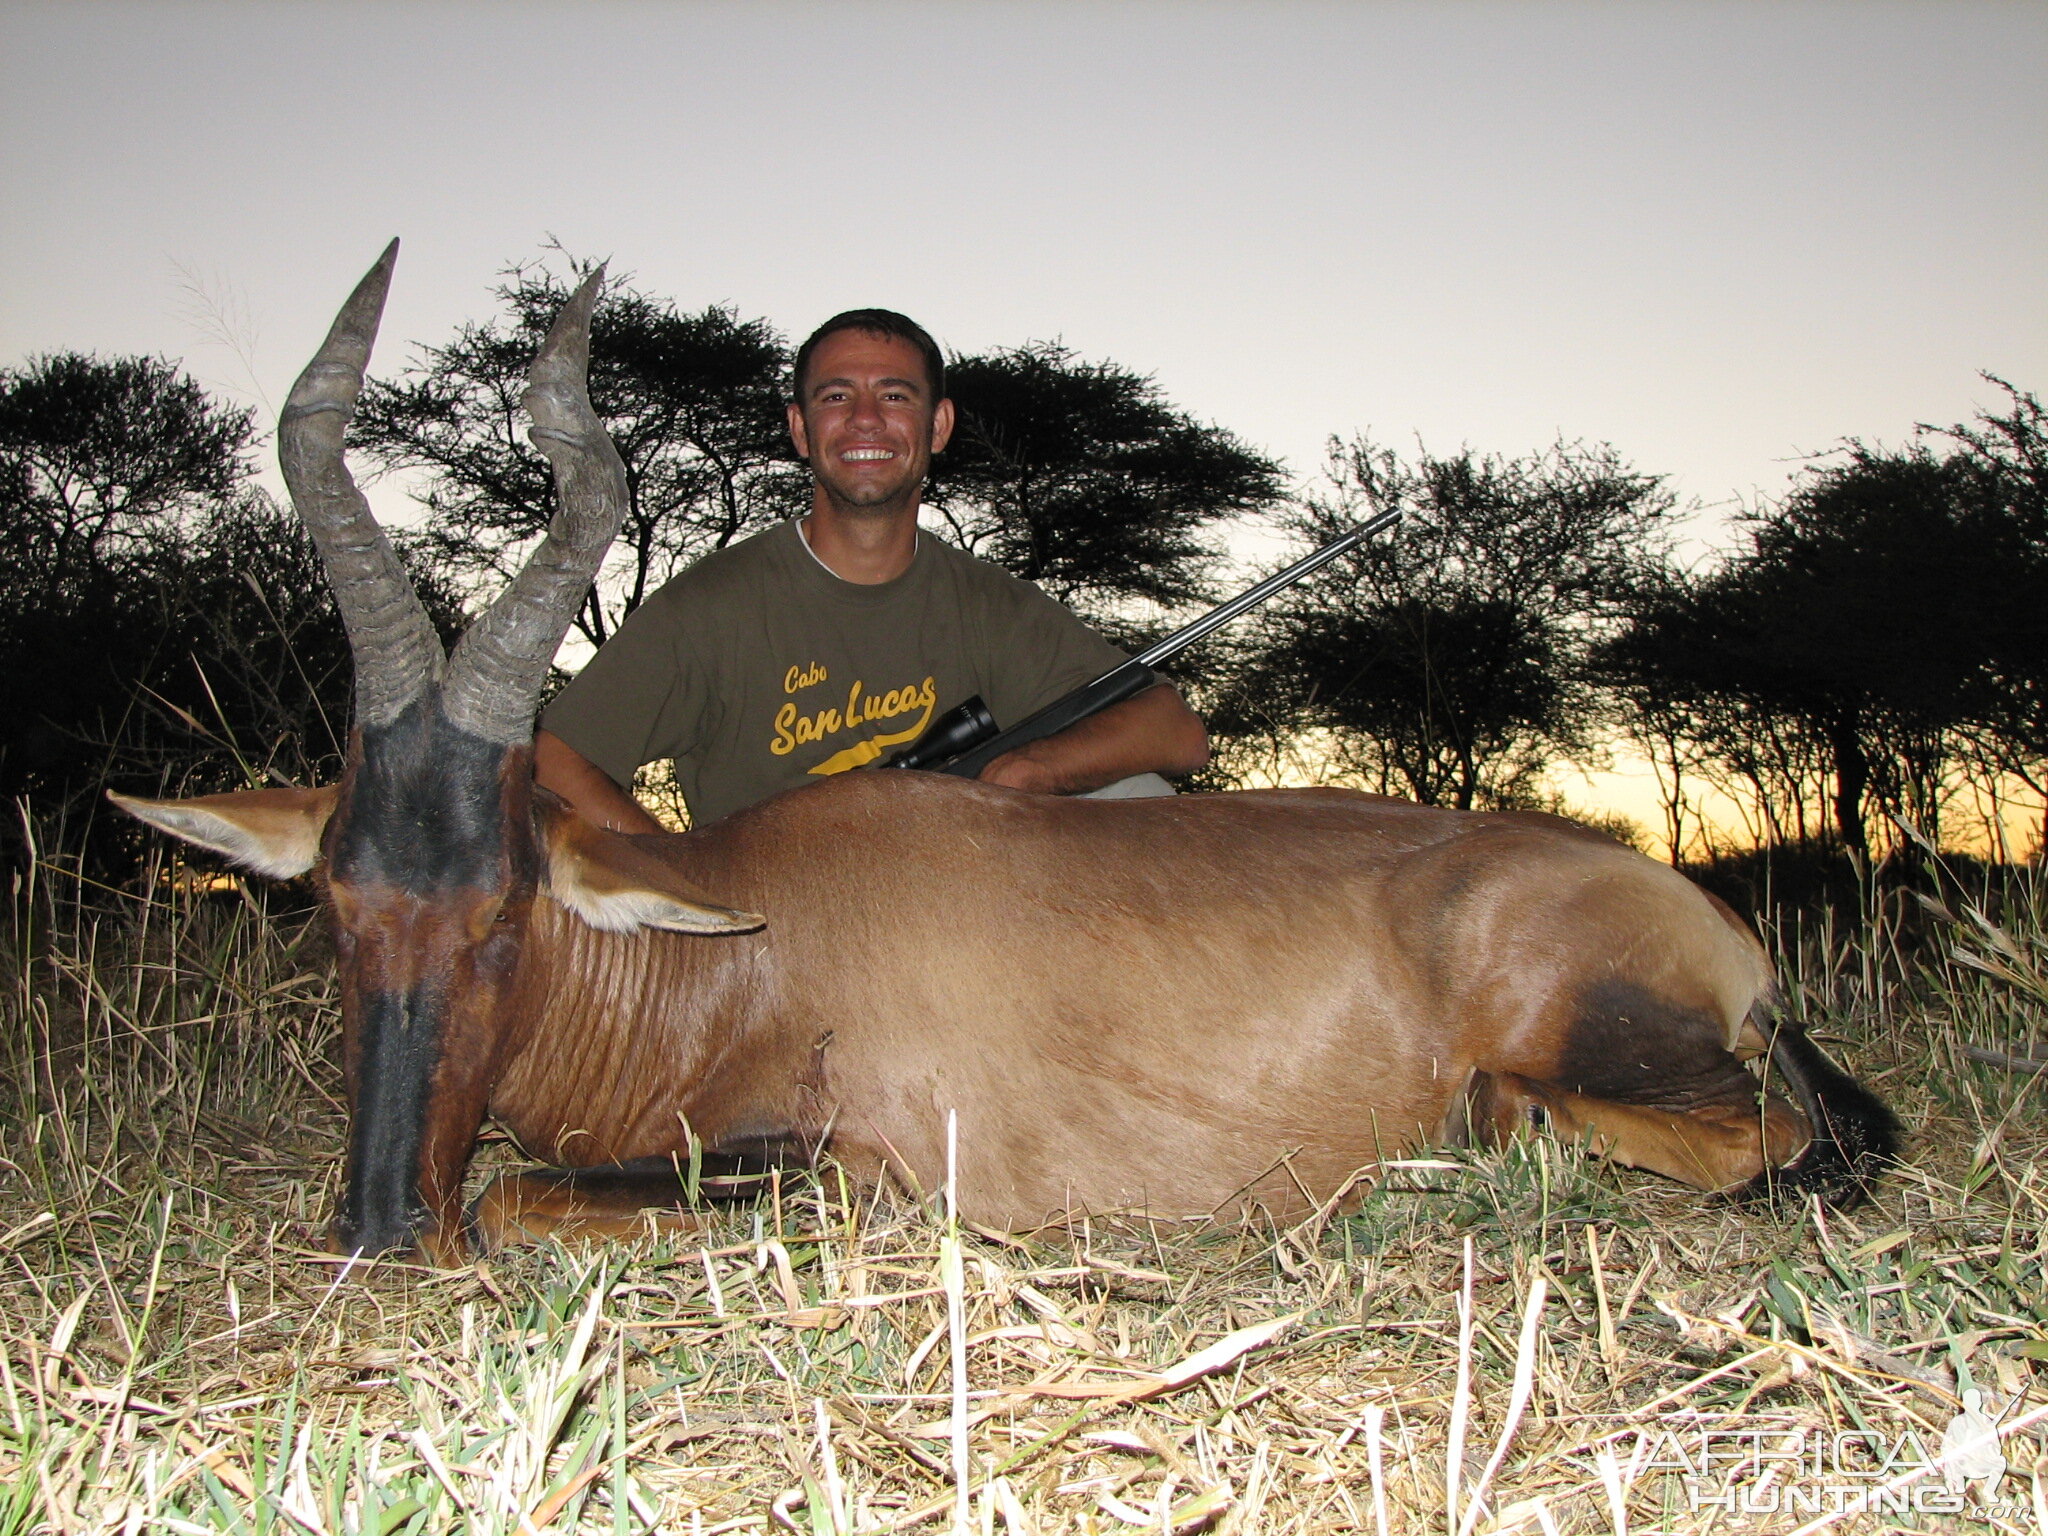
[792, 309, 946, 404]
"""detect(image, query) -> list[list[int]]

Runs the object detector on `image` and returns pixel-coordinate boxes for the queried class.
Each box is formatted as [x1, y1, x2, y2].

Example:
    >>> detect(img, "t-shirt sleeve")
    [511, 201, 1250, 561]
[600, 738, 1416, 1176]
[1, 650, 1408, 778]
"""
[977, 578, 1134, 729]
[538, 596, 707, 789]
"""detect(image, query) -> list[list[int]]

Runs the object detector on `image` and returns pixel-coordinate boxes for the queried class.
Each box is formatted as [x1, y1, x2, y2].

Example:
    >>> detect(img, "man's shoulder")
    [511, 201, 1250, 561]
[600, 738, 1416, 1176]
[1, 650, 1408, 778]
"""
[916, 527, 1041, 596]
[640, 521, 800, 612]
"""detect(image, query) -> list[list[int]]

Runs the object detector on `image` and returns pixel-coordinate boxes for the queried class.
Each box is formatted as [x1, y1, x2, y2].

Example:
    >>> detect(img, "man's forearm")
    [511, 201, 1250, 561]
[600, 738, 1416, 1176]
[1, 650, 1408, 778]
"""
[977, 683, 1208, 795]
[533, 729, 665, 835]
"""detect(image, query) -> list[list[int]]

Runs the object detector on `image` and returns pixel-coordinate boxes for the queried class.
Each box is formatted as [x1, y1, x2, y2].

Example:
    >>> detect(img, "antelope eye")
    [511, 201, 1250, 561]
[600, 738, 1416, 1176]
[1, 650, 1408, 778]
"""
[493, 908, 512, 924]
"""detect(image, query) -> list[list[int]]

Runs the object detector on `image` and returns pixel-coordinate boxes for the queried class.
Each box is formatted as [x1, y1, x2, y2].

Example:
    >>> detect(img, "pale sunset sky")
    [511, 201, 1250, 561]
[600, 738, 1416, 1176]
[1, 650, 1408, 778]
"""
[4, 1, 2043, 846]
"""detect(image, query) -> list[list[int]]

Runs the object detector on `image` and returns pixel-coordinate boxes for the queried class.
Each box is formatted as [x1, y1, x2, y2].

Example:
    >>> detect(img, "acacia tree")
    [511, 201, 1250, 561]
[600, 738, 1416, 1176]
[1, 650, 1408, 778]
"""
[1, 353, 257, 808]
[1601, 568, 1839, 853]
[0, 352, 255, 593]
[1591, 566, 1714, 860]
[0, 355, 473, 877]
[925, 342, 1286, 639]
[1600, 445, 2009, 856]
[1209, 438, 1672, 809]
[352, 262, 807, 648]
[1930, 379, 2048, 847]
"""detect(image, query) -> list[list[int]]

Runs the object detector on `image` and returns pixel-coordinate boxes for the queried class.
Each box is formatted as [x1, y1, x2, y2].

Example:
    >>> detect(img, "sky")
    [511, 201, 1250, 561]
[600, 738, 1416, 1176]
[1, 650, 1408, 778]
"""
[5, 0, 2042, 532]
[4, 0, 2045, 842]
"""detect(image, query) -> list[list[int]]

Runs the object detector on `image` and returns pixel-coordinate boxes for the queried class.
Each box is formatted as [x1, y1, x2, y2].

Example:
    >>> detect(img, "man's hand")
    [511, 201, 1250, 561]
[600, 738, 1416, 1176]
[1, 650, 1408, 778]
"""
[534, 730, 666, 835]
[975, 742, 1068, 794]
[977, 683, 1208, 795]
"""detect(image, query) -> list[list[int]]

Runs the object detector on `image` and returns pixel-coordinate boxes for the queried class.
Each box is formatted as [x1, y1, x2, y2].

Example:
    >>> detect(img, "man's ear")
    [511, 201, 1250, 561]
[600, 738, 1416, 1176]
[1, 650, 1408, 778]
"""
[109, 787, 338, 879]
[930, 396, 955, 454]
[787, 399, 812, 459]
[541, 804, 765, 936]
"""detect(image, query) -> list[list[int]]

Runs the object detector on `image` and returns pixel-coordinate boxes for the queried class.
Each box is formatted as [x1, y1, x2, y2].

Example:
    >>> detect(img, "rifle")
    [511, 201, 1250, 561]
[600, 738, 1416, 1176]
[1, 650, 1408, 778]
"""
[885, 509, 1400, 777]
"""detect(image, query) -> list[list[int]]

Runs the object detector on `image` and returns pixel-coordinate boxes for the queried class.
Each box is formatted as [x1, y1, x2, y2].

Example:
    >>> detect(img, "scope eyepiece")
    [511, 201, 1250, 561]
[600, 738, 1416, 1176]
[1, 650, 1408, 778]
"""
[884, 696, 999, 770]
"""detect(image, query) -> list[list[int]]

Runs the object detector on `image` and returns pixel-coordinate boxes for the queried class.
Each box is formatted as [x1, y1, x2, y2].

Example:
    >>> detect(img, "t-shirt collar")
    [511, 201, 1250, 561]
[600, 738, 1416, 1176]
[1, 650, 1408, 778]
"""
[793, 517, 921, 587]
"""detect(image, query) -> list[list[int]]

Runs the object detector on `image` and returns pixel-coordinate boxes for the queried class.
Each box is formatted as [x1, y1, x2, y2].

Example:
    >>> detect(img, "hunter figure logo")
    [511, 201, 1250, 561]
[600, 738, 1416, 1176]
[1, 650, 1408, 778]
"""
[1940, 1390, 2007, 1501]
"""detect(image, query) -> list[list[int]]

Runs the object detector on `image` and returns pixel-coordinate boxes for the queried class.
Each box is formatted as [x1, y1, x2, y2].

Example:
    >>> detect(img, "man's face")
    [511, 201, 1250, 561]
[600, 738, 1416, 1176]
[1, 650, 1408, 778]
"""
[788, 330, 954, 516]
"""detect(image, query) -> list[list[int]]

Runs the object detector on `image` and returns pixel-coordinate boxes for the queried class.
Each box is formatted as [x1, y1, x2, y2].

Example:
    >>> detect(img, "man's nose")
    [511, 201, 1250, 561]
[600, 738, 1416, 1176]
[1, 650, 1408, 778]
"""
[847, 389, 885, 429]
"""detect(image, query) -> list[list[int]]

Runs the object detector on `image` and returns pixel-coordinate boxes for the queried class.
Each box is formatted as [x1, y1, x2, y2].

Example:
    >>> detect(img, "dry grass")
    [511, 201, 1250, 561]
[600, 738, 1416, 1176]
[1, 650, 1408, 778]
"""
[2, 830, 2045, 1533]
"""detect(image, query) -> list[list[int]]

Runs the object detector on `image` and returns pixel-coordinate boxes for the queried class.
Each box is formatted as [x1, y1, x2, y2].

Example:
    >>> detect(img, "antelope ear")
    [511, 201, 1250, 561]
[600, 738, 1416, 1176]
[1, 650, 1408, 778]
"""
[542, 810, 765, 936]
[109, 787, 338, 879]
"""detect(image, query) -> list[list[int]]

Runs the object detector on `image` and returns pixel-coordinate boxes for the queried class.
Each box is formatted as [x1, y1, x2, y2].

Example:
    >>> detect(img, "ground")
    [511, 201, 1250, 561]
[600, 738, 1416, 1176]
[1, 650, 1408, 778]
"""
[1, 855, 2043, 1534]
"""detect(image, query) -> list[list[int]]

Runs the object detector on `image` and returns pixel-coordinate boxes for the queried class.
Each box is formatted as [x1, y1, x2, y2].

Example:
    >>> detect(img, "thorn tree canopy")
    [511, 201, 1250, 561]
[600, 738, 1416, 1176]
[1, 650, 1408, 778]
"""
[0, 352, 256, 593]
[925, 341, 1287, 638]
[1212, 437, 1672, 809]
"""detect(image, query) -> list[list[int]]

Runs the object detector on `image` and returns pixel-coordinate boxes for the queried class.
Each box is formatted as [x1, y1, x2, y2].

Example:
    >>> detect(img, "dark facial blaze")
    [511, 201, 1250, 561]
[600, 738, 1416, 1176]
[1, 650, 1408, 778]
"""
[325, 697, 541, 1259]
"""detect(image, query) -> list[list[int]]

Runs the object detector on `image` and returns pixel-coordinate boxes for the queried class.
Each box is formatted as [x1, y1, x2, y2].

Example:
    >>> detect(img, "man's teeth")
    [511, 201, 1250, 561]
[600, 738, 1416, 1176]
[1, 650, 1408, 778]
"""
[843, 448, 895, 461]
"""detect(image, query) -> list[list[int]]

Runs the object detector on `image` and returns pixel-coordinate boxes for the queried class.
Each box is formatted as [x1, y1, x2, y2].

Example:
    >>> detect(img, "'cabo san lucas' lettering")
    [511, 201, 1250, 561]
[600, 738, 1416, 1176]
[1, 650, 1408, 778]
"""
[770, 674, 939, 773]
[784, 661, 828, 693]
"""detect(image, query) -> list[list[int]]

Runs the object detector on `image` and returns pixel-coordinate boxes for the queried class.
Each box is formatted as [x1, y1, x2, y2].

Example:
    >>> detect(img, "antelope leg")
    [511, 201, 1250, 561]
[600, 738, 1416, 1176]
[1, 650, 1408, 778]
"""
[1461, 1070, 1810, 1192]
[466, 1154, 779, 1252]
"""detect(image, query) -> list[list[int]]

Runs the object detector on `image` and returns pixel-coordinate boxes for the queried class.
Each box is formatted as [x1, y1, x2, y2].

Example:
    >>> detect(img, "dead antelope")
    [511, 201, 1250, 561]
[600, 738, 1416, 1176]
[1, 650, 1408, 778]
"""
[115, 247, 1897, 1265]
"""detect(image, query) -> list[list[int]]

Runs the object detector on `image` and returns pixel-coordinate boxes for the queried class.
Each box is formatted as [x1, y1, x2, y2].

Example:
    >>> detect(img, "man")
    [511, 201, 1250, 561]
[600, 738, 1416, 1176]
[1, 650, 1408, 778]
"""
[535, 309, 1208, 832]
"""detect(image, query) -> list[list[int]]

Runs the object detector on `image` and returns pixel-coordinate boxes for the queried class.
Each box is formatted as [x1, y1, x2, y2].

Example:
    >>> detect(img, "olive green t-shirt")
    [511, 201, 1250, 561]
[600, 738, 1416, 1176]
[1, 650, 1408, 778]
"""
[540, 520, 1129, 825]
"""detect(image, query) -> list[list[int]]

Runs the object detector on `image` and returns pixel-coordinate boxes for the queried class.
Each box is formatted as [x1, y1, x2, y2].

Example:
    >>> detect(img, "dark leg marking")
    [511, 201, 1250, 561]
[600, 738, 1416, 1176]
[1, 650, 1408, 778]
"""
[1553, 980, 1764, 1112]
[466, 1139, 813, 1253]
[1452, 981, 1818, 1192]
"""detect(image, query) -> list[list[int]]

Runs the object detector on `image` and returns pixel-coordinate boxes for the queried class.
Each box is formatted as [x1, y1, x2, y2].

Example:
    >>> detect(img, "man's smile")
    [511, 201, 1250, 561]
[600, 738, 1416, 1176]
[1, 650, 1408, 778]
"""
[841, 446, 896, 461]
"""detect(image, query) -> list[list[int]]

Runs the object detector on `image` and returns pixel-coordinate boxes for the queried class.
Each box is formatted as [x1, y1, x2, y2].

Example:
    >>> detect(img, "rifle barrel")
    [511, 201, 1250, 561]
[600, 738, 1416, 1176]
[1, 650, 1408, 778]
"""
[892, 508, 1400, 778]
[1130, 507, 1400, 670]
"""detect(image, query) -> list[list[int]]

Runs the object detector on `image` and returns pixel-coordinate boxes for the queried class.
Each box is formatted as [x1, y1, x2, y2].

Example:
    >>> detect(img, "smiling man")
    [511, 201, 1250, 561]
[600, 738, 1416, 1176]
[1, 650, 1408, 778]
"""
[534, 309, 1208, 831]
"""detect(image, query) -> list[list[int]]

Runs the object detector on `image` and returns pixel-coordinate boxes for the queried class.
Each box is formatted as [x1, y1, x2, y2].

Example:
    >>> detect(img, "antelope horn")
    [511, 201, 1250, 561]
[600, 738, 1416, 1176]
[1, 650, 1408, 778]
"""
[278, 239, 446, 729]
[441, 269, 627, 745]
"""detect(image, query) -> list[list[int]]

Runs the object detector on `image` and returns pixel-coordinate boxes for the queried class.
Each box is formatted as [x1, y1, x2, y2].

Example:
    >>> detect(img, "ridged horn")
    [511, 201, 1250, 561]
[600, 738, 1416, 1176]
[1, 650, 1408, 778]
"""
[277, 239, 445, 729]
[441, 269, 627, 745]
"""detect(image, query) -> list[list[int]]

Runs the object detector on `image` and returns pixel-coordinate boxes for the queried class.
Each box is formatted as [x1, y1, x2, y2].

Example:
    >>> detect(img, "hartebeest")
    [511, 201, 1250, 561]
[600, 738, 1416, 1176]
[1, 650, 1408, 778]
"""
[115, 248, 1897, 1265]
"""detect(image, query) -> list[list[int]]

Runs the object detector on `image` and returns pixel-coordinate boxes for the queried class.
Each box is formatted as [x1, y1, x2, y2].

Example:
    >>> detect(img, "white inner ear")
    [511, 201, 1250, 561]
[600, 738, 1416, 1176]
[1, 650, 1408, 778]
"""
[109, 793, 326, 879]
[549, 879, 765, 936]
[541, 809, 766, 936]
